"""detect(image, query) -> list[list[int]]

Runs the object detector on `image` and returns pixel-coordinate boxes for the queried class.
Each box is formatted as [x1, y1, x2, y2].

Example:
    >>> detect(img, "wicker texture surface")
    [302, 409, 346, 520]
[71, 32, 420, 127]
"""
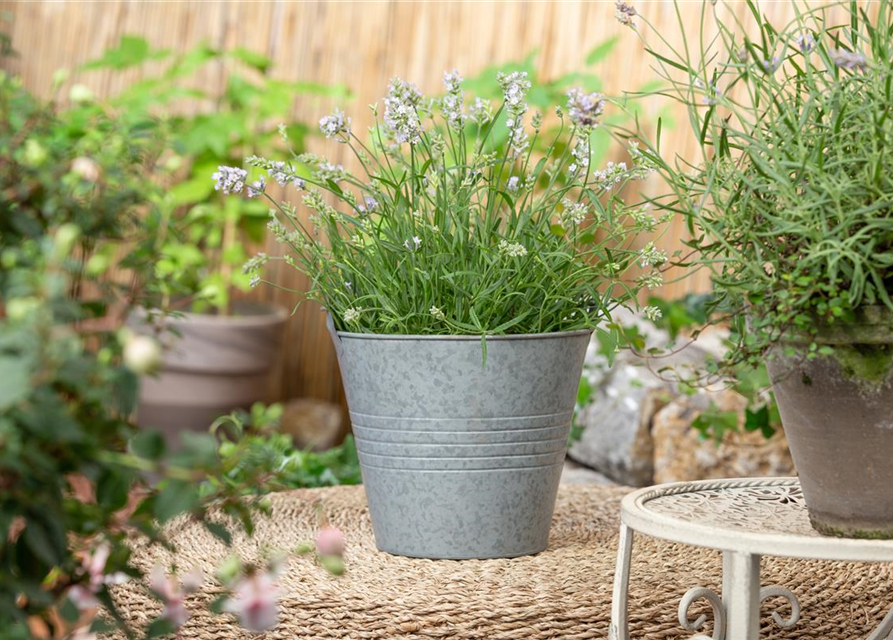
[110, 484, 893, 639]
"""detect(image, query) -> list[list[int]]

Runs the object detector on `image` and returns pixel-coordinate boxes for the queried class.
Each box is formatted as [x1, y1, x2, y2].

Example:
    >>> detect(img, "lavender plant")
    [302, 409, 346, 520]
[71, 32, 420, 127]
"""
[627, 0, 893, 377]
[218, 71, 666, 336]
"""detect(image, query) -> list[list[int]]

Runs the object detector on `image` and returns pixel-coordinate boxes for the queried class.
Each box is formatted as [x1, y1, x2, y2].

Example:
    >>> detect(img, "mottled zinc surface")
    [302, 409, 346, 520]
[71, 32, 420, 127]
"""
[330, 324, 591, 559]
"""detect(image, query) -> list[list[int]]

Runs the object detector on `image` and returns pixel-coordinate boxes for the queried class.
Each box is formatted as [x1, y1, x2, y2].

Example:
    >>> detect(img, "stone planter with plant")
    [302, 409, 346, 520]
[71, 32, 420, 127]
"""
[633, 0, 893, 538]
[223, 71, 666, 558]
[81, 39, 348, 438]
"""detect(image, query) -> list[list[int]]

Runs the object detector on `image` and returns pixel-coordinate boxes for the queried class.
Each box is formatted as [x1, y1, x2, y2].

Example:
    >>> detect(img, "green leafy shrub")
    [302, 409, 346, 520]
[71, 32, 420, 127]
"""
[80, 36, 349, 314]
[0, 69, 323, 640]
[203, 403, 361, 497]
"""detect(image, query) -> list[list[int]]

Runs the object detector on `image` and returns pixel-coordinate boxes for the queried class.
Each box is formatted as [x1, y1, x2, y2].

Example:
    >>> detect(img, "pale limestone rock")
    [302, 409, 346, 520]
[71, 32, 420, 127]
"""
[651, 389, 796, 484]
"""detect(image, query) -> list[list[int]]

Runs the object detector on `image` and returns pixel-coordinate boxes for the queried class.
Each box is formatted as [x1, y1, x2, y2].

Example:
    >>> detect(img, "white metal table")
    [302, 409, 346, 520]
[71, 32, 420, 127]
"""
[609, 477, 893, 640]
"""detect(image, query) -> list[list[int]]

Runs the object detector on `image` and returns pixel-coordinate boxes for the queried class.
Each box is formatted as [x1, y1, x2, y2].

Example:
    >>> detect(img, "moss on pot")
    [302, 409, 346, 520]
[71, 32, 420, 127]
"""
[829, 343, 893, 388]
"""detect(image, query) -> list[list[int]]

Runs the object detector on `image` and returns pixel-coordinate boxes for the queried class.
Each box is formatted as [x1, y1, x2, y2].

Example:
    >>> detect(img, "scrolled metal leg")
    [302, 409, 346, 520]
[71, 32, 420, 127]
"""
[678, 586, 726, 640]
[866, 603, 893, 640]
[609, 524, 634, 640]
[759, 585, 800, 629]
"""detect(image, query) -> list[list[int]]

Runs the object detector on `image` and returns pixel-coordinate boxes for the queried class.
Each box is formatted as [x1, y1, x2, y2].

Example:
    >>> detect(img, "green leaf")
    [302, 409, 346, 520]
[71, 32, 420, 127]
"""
[22, 519, 64, 566]
[129, 430, 166, 461]
[168, 176, 215, 207]
[147, 617, 177, 639]
[231, 47, 273, 74]
[154, 481, 199, 523]
[96, 469, 132, 511]
[744, 405, 776, 438]
[203, 521, 233, 546]
[82, 36, 164, 70]
[0, 356, 29, 411]
[585, 36, 620, 65]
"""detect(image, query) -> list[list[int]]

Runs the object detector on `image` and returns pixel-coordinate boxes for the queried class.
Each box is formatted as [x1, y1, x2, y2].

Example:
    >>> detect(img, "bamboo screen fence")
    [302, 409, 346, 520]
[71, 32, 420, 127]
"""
[0, 1, 835, 411]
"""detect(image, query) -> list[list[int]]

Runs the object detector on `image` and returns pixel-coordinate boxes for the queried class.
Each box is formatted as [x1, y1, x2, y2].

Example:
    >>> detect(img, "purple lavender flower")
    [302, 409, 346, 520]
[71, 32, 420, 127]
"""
[795, 33, 816, 53]
[615, 0, 636, 27]
[566, 88, 605, 130]
[266, 161, 291, 186]
[761, 56, 781, 73]
[358, 196, 379, 214]
[319, 108, 351, 141]
[831, 48, 868, 71]
[468, 97, 493, 125]
[498, 71, 532, 157]
[384, 77, 423, 144]
[212, 166, 248, 195]
[246, 175, 266, 199]
[441, 70, 465, 130]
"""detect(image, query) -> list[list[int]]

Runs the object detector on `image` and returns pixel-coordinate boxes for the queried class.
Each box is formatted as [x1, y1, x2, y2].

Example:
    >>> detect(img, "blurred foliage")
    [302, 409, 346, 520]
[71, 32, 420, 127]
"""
[0, 57, 346, 638]
[0, 70, 164, 308]
[203, 403, 361, 497]
[80, 35, 349, 314]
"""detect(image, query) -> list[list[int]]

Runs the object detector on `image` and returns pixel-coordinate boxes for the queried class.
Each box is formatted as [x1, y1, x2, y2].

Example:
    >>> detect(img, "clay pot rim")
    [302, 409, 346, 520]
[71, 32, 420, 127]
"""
[135, 302, 289, 328]
[768, 305, 893, 346]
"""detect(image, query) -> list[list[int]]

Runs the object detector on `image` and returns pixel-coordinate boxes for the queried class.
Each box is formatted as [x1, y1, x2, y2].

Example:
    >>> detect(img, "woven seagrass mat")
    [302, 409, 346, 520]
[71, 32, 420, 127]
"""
[109, 484, 893, 639]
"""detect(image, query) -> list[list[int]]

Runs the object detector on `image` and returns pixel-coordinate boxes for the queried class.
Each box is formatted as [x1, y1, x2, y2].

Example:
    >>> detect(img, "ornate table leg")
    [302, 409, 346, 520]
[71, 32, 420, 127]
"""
[867, 604, 893, 640]
[609, 524, 634, 640]
[722, 551, 761, 640]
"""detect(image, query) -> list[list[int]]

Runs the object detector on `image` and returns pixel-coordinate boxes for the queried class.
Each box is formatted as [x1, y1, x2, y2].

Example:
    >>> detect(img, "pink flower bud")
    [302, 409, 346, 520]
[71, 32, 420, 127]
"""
[315, 526, 345, 557]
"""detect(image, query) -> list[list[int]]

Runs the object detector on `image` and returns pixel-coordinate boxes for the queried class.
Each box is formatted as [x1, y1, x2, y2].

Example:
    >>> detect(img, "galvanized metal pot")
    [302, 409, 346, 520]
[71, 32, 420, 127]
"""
[327, 316, 591, 559]
[767, 308, 893, 539]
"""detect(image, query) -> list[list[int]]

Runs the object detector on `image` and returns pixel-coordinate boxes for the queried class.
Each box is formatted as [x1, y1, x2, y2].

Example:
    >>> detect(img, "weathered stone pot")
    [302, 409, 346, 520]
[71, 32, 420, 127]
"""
[327, 315, 590, 559]
[133, 302, 288, 444]
[767, 307, 893, 539]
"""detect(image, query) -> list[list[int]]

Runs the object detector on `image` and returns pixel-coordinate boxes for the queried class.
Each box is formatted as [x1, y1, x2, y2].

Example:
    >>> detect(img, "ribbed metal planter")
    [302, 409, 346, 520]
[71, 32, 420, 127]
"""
[327, 316, 590, 559]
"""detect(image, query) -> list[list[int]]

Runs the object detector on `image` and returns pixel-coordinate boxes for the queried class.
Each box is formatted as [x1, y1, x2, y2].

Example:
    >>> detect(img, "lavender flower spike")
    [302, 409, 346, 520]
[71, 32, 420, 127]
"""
[212, 166, 248, 195]
[566, 88, 605, 130]
[831, 48, 868, 71]
[615, 0, 636, 27]
[319, 108, 351, 141]
[384, 77, 423, 144]
[441, 70, 465, 130]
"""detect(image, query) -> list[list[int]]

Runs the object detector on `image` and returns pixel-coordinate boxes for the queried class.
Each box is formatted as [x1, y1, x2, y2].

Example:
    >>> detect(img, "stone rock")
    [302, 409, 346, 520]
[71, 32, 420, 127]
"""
[279, 398, 344, 451]
[567, 361, 668, 486]
[561, 458, 616, 485]
[652, 389, 796, 484]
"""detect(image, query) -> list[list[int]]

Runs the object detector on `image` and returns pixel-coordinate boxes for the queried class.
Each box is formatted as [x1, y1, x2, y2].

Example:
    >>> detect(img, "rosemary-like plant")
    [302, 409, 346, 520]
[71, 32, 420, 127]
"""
[631, 0, 893, 372]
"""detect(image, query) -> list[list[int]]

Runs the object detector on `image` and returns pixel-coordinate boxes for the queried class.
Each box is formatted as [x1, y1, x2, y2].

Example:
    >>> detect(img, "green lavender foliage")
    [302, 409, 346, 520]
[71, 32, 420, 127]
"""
[237, 73, 667, 337]
[634, 0, 893, 371]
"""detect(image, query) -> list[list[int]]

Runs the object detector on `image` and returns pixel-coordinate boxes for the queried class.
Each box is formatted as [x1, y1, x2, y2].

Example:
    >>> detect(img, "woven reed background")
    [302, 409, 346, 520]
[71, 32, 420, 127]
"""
[0, 1, 847, 411]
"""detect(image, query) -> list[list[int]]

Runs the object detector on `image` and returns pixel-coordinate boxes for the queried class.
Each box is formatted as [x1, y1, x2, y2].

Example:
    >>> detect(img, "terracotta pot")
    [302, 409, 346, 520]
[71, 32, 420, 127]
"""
[767, 307, 893, 539]
[133, 302, 288, 444]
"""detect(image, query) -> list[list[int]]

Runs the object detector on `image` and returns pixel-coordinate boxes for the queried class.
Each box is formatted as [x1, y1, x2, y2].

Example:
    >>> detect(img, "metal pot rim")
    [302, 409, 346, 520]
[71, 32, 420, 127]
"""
[335, 328, 593, 342]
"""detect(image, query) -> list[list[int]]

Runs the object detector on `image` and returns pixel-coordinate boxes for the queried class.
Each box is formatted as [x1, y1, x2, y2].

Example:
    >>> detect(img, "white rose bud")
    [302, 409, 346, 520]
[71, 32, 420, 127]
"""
[71, 157, 101, 182]
[123, 335, 162, 375]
